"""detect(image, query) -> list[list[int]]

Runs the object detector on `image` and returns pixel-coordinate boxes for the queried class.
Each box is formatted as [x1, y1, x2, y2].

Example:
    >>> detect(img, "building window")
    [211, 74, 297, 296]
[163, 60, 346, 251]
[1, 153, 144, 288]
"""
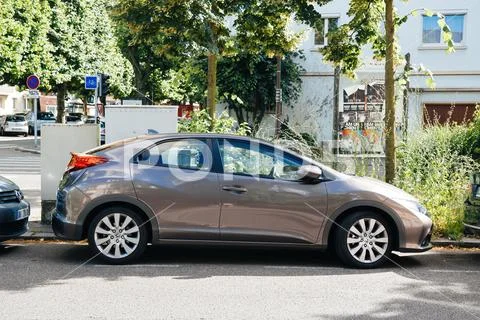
[314, 17, 339, 46]
[422, 14, 465, 44]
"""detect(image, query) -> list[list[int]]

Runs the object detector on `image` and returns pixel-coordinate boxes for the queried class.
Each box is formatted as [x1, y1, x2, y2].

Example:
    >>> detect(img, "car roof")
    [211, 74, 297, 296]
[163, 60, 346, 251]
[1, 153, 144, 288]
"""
[142, 133, 271, 145]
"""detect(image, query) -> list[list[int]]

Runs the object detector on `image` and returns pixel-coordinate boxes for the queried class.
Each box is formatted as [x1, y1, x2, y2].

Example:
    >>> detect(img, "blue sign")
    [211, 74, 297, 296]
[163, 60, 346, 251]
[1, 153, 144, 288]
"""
[26, 75, 40, 90]
[85, 75, 98, 90]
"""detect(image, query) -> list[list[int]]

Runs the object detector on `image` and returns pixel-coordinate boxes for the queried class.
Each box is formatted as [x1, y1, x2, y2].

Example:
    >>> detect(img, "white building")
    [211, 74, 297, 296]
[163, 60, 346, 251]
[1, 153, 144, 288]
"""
[272, 0, 479, 154]
[0, 85, 28, 115]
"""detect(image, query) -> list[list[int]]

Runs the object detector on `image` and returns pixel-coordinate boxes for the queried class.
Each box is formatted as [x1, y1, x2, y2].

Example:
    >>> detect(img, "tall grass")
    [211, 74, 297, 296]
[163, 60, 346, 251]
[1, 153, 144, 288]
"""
[395, 124, 479, 239]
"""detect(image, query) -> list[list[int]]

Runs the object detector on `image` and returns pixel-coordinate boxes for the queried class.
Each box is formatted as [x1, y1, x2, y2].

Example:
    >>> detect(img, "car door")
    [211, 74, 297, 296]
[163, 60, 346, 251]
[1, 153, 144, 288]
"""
[216, 138, 328, 244]
[131, 138, 221, 240]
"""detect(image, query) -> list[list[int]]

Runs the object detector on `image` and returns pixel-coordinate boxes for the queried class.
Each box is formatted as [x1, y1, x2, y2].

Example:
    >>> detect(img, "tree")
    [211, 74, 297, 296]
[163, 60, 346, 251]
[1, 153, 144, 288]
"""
[234, 0, 330, 135]
[0, 0, 133, 122]
[321, 0, 454, 183]
[48, 0, 133, 122]
[0, 0, 54, 89]
[114, 0, 235, 117]
[217, 52, 304, 133]
[113, 0, 331, 119]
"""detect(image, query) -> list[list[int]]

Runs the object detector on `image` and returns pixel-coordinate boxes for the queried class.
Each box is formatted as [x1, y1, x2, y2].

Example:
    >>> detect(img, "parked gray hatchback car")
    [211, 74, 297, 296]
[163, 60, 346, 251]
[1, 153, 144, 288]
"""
[52, 134, 433, 268]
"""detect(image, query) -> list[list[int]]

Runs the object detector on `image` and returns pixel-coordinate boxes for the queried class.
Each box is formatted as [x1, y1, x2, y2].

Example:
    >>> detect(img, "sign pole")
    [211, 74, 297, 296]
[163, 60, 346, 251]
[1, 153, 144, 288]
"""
[94, 73, 100, 145]
[34, 97, 38, 147]
[26, 75, 40, 148]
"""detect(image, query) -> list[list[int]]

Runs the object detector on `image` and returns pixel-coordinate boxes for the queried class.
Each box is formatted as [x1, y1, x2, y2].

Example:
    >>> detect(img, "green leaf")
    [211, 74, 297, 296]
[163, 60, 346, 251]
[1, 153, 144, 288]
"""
[424, 9, 434, 17]
[426, 76, 436, 89]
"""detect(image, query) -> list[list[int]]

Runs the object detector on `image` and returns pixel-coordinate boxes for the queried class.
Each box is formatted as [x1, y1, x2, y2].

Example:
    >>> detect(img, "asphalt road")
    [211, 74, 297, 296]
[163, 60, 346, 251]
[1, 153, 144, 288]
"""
[0, 243, 478, 320]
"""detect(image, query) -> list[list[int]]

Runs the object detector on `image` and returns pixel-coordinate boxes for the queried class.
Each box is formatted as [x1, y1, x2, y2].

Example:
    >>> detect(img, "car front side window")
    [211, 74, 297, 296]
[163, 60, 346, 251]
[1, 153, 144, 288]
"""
[218, 139, 304, 180]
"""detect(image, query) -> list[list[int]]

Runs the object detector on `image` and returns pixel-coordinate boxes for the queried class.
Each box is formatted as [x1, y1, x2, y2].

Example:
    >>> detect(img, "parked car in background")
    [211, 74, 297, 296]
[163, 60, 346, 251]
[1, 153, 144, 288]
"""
[465, 173, 480, 234]
[52, 134, 433, 268]
[0, 115, 28, 137]
[0, 176, 30, 241]
[66, 113, 84, 124]
[27, 111, 56, 135]
[85, 116, 97, 124]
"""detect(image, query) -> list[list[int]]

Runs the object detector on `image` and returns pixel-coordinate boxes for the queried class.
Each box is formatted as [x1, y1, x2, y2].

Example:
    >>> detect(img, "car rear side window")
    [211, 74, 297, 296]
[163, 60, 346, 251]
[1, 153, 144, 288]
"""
[136, 139, 212, 171]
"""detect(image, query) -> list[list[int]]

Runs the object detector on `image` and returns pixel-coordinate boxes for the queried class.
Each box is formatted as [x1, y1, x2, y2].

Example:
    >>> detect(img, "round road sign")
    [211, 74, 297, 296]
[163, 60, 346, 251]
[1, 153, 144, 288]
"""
[26, 75, 40, 90]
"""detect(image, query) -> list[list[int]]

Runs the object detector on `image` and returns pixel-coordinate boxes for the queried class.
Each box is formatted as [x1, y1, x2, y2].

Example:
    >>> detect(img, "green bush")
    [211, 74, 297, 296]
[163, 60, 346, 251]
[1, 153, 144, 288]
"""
[451, 107, 480, 160]
[178, 109, 250, 135]
[395, 124, 479, 239]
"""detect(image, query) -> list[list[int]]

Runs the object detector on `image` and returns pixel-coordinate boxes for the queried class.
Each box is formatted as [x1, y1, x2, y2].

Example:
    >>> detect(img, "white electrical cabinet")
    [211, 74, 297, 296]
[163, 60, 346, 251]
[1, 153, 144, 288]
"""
[105, 105, 178, 144]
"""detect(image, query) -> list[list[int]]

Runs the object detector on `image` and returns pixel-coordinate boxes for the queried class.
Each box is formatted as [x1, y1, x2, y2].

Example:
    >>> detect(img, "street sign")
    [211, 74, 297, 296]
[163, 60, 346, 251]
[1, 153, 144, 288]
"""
[26, 75, 40, 90]
[85, 75, 98, 90]
[27, 90, 40, 98]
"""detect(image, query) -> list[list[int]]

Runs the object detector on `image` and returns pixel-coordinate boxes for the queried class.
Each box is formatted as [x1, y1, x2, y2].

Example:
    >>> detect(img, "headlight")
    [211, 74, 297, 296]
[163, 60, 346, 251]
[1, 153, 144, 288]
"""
[394, 198, 428, 216]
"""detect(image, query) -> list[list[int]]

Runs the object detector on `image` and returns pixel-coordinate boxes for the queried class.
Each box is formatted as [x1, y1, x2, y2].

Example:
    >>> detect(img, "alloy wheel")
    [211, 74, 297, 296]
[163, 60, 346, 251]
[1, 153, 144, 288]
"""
[94, 213, 141, 259]
[346, 218, 389, 263]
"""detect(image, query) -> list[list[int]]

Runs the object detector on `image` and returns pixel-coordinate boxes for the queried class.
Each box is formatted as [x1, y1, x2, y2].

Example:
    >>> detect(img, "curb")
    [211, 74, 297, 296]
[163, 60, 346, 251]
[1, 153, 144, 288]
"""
[431, 239, 480, 248]
[19, 222, 56, 240]
[14, 146, 41, 154]
[19, 232, 57, 240]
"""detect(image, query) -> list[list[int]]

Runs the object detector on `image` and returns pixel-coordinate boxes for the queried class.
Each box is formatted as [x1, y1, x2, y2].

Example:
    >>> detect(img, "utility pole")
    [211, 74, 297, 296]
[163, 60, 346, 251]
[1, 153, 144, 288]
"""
[332, 66, 341, 156]
[275, 55, 282, 138]
[402, 53, 411, 142]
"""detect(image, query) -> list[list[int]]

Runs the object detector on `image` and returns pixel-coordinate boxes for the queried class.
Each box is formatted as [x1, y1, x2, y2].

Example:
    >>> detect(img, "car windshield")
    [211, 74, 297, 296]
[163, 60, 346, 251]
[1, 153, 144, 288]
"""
[6, 115, 26, 122]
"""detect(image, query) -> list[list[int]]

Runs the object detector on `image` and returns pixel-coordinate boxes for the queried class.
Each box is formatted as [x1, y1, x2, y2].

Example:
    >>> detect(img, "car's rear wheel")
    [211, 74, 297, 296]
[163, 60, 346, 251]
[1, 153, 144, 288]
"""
[87, 207, 148, 264]
[334, 211, 393, 268]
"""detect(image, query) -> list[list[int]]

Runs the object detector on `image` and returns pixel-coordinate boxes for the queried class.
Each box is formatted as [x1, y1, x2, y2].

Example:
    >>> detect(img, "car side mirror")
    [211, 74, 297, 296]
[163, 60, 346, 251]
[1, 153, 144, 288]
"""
[297, 165, 323, 182]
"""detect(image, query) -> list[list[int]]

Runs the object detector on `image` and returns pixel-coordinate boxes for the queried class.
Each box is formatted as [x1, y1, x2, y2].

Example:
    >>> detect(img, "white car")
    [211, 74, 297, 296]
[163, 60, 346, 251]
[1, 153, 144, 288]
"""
[0, 115, 28, 137]
[26, 112, 56, 135]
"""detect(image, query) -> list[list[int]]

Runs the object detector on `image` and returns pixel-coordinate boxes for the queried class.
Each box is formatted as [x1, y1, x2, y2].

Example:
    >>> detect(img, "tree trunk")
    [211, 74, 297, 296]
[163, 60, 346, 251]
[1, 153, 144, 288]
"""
[56, 83, 67, 123]
[384, 0, 396, 183]
[207, 53, 217, 119]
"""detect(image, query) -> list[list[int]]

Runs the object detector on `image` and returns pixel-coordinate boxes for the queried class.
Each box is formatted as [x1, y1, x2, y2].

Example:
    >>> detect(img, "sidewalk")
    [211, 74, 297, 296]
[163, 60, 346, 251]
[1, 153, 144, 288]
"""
[13, 137, 41, 154]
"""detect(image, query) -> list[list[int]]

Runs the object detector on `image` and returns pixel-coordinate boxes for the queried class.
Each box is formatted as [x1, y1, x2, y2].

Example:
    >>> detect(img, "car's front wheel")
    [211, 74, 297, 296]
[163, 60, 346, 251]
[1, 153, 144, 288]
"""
[87, 207, 148, 264]
[334, 211, 393, 268]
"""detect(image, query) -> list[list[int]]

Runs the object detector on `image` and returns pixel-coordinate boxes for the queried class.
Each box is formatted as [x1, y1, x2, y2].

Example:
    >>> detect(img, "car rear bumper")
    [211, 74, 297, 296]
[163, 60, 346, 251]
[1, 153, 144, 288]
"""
[4, 128, 28, 134]
[52, 211, 84, 241]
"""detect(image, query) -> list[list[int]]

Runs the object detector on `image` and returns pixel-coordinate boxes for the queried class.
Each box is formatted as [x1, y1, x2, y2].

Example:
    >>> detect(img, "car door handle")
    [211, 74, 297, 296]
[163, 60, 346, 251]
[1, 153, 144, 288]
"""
[222, 186, 248, 193]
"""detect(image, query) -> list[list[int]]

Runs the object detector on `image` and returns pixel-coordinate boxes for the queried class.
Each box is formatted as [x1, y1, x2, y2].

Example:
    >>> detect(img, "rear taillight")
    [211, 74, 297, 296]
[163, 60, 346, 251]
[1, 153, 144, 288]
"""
[66, 153, 108, 172]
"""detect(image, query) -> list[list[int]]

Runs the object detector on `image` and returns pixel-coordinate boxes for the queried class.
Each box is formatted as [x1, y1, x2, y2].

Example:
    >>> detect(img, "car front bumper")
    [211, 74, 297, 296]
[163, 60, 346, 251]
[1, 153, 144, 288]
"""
[0, 200, 30, 241]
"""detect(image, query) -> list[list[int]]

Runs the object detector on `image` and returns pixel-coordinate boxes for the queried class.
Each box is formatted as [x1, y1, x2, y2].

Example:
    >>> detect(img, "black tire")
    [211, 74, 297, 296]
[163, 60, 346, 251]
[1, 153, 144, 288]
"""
[87, 206, 148, 264]
[334, 211, 393, 269]
[23, 133, 28, 137]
